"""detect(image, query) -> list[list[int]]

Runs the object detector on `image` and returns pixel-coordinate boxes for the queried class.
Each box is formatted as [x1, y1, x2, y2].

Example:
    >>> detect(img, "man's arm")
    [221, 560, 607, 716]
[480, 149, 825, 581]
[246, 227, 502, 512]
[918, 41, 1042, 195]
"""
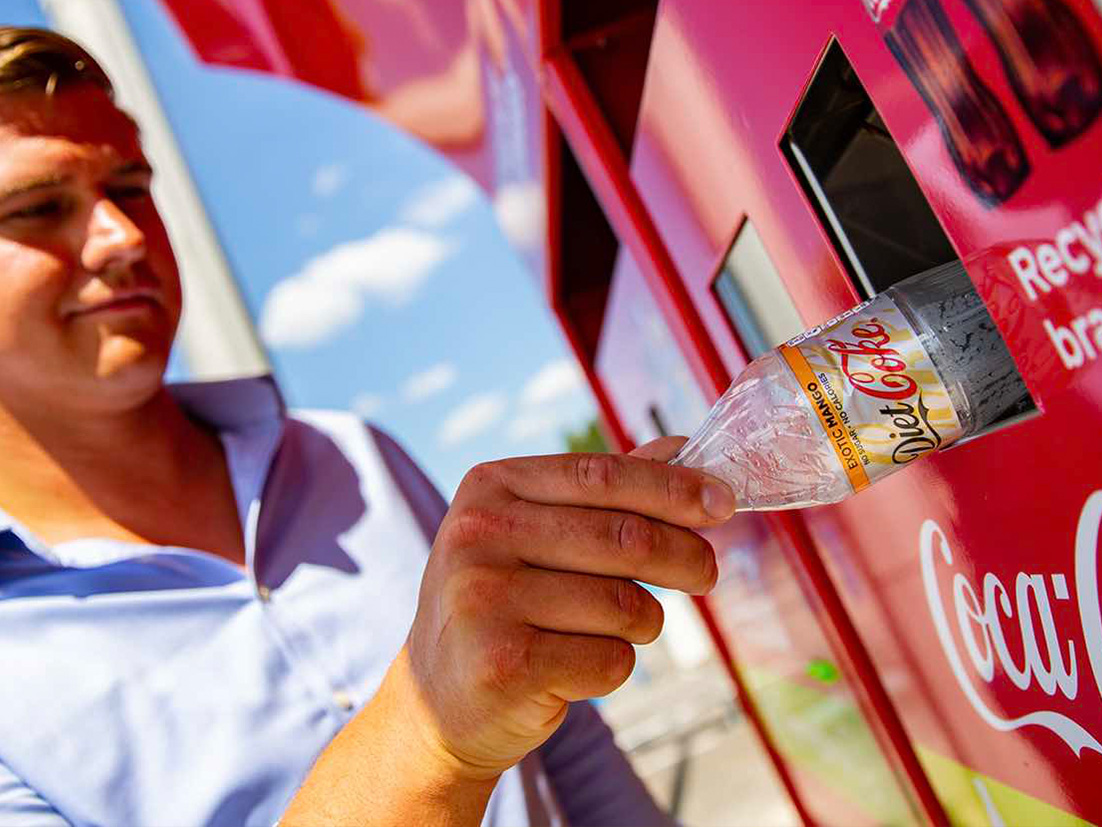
[281, 647, 498, 827]
[0, 761, 70, 827]
[283, 438, 734, 826]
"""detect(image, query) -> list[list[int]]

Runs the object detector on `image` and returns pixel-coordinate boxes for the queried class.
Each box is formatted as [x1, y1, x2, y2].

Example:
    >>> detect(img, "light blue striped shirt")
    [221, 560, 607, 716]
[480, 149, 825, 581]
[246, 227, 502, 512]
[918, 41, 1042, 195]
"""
[0, 377, 669, 827]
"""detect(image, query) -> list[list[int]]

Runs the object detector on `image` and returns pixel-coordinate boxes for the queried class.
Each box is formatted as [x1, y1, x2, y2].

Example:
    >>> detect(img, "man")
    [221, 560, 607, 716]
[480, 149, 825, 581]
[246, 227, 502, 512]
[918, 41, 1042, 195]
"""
[0, 27, 737, 827]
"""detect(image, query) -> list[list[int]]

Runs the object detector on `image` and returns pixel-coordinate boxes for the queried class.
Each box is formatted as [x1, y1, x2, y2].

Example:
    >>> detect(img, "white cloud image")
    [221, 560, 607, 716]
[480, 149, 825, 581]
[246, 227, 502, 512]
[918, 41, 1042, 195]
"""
[401, 176, 479, 227]
[493, 181, 546, 250]
[259, 227, 457, 350]
[351, 392, 385, 419]
[312, 163, 348, 198]
[259, 278, 363, 350]
[520, 359, 585, 407]
[439, 393, 508, 447]
[402, 362, 458, 403]
[507, 410, 560, 443]
[300, 228, 455, 306]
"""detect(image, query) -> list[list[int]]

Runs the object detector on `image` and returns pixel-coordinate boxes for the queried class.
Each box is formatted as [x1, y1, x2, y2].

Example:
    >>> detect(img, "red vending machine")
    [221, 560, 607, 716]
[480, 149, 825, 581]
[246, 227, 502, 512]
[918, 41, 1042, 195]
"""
[163, 0, 1102, 822]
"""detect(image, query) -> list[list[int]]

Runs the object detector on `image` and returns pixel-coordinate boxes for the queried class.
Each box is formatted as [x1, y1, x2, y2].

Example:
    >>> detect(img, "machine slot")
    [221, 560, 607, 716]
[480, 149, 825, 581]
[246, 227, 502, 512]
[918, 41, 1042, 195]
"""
[783, 40, 958, 298]
[782, 39, 1037, 435]
[712, 218, 806, 360]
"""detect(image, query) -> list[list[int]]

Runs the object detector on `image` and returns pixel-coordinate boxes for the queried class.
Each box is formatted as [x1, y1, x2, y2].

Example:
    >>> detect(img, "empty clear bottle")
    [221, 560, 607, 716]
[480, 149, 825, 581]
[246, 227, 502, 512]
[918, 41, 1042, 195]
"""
[673, 261, 1031, 510]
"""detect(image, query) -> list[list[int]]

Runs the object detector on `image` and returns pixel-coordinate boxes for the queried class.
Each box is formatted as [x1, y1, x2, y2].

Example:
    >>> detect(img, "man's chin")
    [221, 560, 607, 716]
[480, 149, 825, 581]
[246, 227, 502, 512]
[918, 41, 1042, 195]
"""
[92, 338, 170, 401]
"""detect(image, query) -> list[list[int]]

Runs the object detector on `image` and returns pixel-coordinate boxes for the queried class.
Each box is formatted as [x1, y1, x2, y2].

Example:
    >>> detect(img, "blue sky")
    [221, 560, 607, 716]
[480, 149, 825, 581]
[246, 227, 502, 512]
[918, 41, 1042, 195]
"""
[7, 1, 599, 496]
[5, 0, 43, 28]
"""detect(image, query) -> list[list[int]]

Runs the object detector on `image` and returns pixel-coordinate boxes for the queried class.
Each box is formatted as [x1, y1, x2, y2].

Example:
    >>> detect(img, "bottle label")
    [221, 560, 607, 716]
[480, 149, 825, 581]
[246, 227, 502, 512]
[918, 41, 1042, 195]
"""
[778, 293, 965, 494]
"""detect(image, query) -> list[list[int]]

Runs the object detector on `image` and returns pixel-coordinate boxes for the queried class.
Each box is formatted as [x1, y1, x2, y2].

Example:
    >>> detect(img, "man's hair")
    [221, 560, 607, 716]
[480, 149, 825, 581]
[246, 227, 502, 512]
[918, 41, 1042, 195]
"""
[0, 27, 113, 97]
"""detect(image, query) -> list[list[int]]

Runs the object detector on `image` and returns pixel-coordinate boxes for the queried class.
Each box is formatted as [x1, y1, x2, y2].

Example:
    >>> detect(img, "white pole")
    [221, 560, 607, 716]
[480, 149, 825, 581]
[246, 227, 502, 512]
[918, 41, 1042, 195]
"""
[39, 0, 272, 380]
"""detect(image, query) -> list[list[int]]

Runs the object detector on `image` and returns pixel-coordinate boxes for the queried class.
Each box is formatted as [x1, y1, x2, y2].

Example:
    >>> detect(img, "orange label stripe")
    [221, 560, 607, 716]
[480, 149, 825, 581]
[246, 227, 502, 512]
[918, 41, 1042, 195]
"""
[779, 345, 871, 494]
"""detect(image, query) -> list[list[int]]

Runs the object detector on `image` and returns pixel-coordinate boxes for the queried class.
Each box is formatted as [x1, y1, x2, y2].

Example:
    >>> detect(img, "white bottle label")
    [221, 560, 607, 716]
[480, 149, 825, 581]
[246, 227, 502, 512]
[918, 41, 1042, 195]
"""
[778, 293, 965, 493]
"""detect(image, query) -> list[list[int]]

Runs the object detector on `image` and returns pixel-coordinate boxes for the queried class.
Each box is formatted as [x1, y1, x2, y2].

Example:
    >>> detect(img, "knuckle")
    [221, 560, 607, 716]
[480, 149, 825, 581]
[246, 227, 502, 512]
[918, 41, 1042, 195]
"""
[613, 577, 643, 620]
[664, 467, 696, 509]
[613, 514, 654, 563]
[574, 453, 622, 495]
[440, 506, 508, 552]
[445, 566, 506, 616]
[478, 628, 537, 695]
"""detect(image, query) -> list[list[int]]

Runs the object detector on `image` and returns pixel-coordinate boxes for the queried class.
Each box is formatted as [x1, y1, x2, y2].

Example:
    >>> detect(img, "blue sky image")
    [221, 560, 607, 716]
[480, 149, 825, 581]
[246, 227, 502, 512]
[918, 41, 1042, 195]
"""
[6, 0, 599, 496]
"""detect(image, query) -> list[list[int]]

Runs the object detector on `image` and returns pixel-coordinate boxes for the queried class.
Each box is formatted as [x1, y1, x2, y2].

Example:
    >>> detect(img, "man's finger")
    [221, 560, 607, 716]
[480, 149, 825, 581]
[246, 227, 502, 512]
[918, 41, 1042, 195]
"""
[482, 452, 737, 528]
[628, 436, 688, 462]
[512, 568, 664, 645]
[528, 629, 637, 702]
[471, 501, 717, 594]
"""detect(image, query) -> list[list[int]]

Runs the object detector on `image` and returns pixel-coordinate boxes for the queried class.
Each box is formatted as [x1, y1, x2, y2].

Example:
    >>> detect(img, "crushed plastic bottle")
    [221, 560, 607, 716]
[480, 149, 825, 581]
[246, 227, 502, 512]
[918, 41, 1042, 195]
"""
[673, 261, 1031, 510]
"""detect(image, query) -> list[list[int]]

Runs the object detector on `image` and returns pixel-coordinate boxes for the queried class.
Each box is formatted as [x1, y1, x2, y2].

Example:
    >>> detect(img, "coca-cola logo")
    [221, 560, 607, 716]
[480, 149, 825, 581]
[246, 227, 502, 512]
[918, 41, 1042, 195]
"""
[827, 318, 919, 401]
[921, 492, 1102, 756]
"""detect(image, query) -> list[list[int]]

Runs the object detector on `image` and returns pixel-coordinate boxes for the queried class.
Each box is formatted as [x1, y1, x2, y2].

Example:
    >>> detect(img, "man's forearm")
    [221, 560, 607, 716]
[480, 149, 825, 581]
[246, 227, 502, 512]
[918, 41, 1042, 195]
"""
[281, 649, 498, 827]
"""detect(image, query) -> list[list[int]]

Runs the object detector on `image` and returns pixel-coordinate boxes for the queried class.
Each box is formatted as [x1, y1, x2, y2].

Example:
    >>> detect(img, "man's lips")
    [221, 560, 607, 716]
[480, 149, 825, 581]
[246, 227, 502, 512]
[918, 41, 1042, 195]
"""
[69, 293, 162, 318]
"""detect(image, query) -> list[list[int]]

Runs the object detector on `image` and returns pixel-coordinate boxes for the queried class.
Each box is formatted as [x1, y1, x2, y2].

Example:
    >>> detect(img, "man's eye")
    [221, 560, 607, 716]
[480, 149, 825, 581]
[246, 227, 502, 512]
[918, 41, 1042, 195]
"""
[4, 200, 64, 220]
[108, 185, 152, 201]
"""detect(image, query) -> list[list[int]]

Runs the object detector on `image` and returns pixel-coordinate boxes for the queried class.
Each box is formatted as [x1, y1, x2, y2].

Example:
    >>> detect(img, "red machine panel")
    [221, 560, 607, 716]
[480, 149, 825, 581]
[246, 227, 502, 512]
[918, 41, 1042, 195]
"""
[629, 0, 1102, 822]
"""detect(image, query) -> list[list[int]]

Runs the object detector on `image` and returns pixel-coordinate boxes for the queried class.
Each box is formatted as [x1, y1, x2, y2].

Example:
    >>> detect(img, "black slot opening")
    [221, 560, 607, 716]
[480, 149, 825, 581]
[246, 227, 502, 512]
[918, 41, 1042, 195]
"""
[559, 135, 618, 362]
[783, 40, 958, 298]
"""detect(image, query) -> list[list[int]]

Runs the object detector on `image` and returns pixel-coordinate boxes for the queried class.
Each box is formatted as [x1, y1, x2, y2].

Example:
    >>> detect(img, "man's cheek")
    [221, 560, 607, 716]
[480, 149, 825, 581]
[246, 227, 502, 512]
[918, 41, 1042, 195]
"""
[0, 302, 29, 350]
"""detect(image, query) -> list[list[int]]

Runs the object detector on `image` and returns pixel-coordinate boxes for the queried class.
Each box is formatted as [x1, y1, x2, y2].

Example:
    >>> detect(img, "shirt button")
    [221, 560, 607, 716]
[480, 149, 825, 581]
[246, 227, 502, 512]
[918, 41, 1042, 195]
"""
[257, 585, 272, 603]
[333, 690, 355, 712]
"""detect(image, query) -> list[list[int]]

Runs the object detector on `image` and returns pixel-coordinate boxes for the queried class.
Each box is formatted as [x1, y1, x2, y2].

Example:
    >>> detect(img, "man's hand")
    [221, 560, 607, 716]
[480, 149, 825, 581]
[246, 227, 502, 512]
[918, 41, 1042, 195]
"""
[398, 437, 737, 781]
[284, 438, 736, 827]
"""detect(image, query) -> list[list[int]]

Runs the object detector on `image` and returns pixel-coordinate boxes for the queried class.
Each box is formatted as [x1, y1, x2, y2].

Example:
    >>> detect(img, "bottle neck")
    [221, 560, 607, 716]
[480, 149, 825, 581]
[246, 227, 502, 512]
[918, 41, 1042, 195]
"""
[887, 260, 1028, 436]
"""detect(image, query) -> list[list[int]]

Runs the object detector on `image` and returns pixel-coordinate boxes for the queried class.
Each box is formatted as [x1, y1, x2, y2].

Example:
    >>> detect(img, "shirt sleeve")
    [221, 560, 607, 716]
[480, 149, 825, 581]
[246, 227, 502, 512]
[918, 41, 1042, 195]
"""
[538, 701, 678, 827]
[0, 762, 70, 827]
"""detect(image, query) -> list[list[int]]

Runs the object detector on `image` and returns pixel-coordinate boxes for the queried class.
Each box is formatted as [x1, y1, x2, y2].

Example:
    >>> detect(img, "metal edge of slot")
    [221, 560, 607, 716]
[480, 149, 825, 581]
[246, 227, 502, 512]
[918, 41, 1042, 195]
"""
[786, 140, 878, 300]
[40, 0, 272, 381]
[944, 407, 1041, 450]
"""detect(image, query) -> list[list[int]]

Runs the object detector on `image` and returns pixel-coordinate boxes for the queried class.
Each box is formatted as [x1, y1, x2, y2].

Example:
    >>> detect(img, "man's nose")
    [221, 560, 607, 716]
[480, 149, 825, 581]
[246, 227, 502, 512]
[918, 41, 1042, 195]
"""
[81, 197, 147, 273]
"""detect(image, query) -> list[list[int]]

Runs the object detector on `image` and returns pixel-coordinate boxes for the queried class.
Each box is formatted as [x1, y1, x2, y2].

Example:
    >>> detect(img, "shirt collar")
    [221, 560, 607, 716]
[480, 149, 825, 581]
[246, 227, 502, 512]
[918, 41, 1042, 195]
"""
[0, 374, 286, 568]
[168, 374, 286, 432]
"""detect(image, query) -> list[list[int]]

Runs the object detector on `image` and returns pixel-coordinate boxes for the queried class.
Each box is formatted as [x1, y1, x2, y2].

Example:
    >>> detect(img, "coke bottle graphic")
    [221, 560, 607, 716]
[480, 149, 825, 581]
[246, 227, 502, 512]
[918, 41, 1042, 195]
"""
[673, 261, 1030, 510]
[885, 0, 1030, 205]
[964, 0, 1102, 147]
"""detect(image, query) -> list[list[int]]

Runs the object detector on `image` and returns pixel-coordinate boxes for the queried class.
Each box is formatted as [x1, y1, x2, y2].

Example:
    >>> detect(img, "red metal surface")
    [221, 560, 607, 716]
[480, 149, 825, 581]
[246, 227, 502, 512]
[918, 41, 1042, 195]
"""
[538, 20, 830, 825]
[542, 18, 947, 824]
[540, 52, 730, 397]
[160, 0, 553, 284]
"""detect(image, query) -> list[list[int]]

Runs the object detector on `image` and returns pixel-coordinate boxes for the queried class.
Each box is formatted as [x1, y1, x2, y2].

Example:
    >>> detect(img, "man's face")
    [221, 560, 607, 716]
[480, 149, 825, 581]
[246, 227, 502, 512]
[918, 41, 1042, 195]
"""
[0, 82, 182, 416]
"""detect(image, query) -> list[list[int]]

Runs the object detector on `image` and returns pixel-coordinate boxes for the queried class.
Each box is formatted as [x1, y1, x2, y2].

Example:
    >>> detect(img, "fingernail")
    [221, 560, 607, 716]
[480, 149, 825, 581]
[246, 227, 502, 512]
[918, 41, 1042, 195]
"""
[702, 479, 737, 520]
